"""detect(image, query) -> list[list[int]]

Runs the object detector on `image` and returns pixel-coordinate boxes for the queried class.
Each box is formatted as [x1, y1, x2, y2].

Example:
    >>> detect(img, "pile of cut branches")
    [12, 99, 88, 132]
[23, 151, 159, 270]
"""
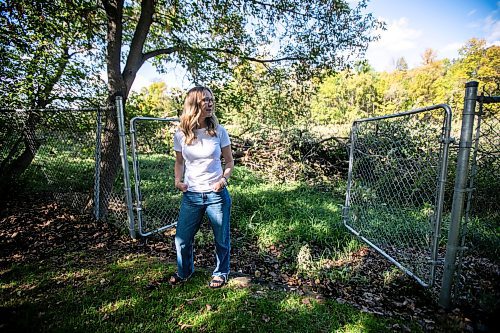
[231, 128, 349, 185]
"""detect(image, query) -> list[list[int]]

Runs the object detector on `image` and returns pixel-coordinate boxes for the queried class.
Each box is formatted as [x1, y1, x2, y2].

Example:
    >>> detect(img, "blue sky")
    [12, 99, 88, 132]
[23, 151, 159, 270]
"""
[130, 0, 499, 91]
[364, 0, 500, 71]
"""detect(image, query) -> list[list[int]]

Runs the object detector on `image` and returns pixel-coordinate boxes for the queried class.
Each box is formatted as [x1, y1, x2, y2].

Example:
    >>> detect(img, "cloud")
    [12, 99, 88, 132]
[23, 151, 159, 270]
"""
[376, 17, 422, 51]
[437, 42, 464, 61]
[484, 15, 500, 44]
[365, 17, 422, 71]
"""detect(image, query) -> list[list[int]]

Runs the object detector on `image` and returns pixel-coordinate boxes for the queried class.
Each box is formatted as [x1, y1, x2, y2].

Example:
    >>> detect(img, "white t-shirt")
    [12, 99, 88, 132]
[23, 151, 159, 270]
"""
[173, 125, 231, 192]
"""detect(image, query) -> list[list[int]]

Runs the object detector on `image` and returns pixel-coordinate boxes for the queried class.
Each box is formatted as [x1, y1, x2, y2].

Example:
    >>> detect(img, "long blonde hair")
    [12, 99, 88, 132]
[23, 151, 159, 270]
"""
[179, 86, 219, 145]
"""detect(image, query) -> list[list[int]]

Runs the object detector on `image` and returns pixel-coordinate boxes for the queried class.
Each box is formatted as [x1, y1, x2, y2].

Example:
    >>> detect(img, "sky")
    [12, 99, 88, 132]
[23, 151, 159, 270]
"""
[364, 0, 500, 72]
[130, 0, 500, 92]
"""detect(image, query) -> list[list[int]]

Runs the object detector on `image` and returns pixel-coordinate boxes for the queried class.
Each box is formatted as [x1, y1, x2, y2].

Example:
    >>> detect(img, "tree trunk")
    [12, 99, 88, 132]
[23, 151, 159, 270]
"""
[97, 104, 122, 218]
[98, 0, 156, 218]
[98, 0, 126, 218]
[0, 114, 40, 199]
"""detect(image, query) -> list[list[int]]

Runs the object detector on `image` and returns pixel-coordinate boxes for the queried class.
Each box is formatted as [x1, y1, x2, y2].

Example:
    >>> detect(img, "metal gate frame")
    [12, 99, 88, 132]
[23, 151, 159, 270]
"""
[343, 104, 453, 287]
[130, 116, 179, 237]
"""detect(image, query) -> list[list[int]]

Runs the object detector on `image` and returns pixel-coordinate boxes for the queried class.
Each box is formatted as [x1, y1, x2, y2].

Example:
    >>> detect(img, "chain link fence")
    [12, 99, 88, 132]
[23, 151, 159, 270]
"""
[130, 117, 180, 236]
[1, 107, 104, 211]
[343, 105, 453, 287]
[0, 104, 133, 235]
[2, 85, 496, 310]
[343, 81, 499, 309]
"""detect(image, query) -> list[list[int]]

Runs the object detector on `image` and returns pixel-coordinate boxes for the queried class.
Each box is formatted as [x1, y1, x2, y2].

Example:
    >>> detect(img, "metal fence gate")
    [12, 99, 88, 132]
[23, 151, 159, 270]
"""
[343, 104, 453, 287]
[129, 116, 180, 237]
[343, 81, 499, 308]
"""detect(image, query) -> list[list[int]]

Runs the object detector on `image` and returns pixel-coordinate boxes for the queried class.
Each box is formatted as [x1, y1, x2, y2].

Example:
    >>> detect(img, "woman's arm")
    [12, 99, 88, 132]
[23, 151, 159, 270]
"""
[221, 145, 234, 180]
[213, 145, 234, 192]
[174, 151, 188, 192]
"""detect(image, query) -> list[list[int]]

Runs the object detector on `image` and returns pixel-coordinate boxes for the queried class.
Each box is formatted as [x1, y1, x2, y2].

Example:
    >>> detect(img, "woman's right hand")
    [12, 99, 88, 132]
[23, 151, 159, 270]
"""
[175, 181, 188, 192]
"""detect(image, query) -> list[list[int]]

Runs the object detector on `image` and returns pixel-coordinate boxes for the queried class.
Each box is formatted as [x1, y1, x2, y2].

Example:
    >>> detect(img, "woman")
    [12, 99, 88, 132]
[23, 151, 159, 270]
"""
[170, 86, 234, 288]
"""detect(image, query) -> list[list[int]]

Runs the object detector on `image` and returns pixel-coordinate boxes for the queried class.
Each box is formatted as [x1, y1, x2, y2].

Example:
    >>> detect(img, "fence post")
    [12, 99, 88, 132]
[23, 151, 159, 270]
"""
[116, 96, 136, 239]
[93, 107, 102, 220]
[439, 81, 478, 308]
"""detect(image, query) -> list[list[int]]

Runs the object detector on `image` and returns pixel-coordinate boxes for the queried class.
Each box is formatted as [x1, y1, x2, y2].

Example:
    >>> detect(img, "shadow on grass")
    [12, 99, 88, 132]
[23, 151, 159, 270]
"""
[0, 255, 399, 333]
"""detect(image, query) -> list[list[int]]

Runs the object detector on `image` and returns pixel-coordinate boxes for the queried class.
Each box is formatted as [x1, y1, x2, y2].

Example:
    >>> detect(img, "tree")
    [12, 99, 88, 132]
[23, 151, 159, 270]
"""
[477, 45, 500, 92]
[408, 49, 448, 107]
[395, 57, 408, 71]
[311, 65, 380, 124]
[0, 0, 103, 196]
[0, 0, 102, 108]
[96, 0, 383, 216]
[127, 82, 181, 118]
[421, 48, 437, 66]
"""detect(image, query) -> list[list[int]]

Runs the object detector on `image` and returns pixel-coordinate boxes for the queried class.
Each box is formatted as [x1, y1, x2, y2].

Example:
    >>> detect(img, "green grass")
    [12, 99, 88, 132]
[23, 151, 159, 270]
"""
[230, 167, 350, 250]
[0, 254, 416, 333]
[4, 154, 496, 331]
[18, 140, 96, 193]
[0, 163, 425, 332]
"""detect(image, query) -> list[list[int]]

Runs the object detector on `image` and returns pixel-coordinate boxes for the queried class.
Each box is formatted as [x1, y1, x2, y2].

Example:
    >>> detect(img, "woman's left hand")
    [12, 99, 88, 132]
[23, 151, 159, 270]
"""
[212, 179, 226, 192]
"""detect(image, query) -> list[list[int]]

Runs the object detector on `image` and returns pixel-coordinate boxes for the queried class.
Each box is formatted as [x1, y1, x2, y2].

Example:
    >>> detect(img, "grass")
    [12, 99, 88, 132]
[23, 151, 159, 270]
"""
[3, 151, 497, 331]
[230, 168, 350, 250]
[0, 161, 426, 332]
[0, 254, 415, 333]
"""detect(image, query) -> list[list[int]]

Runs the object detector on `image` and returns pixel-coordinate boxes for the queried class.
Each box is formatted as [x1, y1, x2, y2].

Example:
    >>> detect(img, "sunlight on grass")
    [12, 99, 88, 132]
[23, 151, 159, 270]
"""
[0, 251, 420, 332]
[99, 297, 140, 314]
[231, 176, 347, 253]
[114, 254, 149, 269]
[340, 321, 375, 333]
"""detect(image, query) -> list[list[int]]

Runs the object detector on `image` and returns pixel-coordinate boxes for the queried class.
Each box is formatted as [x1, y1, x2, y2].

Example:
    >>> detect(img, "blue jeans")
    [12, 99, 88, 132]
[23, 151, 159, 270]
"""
[175, 188, 231, 280]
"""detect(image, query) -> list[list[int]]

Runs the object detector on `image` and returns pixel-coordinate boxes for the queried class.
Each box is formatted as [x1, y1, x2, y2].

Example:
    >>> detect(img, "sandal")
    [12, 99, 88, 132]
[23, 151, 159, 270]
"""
[169, 273, 187, 285]
[209, 275, 227, 289]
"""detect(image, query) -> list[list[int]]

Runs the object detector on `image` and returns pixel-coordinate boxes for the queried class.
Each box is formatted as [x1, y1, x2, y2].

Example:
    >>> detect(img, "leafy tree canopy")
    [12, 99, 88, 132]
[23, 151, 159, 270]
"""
[103, 0, 383, 99]
[0, 0, 105, 108]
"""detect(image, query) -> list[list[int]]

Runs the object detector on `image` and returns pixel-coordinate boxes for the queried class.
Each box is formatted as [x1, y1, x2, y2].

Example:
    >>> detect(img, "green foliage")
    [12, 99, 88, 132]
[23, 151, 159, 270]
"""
[138, 0, 383, 85]
[310, 38, 499, 125]
[211, 63, 317, 132]
[127, 82, 182, 119]
[465, 213, 500, 259]
[0, 0, 105, 108]
[310, 68, 379, 124]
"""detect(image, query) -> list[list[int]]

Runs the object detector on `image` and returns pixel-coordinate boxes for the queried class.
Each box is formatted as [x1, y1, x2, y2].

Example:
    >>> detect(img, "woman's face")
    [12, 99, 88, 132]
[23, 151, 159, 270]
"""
[198, 89, 214, 122]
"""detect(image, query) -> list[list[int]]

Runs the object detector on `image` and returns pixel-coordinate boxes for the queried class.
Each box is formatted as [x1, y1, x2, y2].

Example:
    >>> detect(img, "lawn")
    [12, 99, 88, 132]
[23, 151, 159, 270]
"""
[1, 254, 404, 333]
[0, 165, 497, 332]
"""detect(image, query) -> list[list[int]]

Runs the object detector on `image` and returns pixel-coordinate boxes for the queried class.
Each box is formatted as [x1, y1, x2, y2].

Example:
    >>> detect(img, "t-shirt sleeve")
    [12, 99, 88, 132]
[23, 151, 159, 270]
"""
[173, 130, 183, 152]
[218, 125, 231, 148]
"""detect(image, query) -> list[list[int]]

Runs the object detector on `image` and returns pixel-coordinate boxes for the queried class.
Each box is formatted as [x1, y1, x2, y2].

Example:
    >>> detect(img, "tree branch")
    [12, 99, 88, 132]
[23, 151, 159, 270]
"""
[201, 47, 306, 63]
[123, 0, 155, 92]
[142, 46, 180, 62]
